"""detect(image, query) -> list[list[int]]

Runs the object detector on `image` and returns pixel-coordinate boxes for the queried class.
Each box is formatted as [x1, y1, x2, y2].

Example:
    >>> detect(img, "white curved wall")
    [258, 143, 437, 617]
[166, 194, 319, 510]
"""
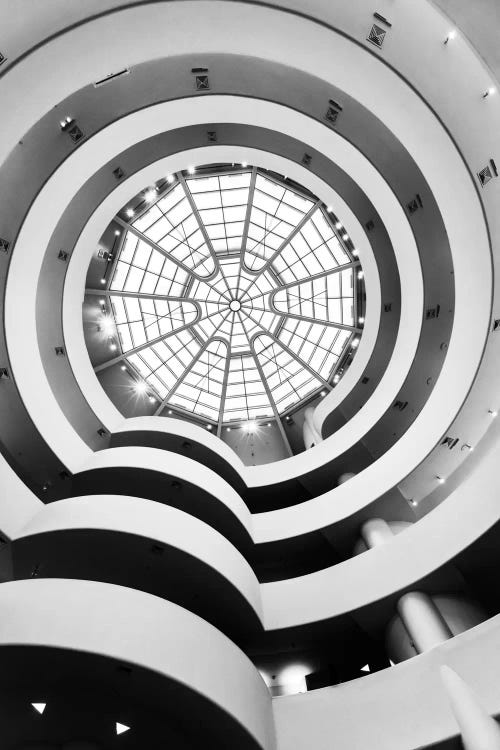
[0, 578, 274, 750]
[15, 495, 262, 623]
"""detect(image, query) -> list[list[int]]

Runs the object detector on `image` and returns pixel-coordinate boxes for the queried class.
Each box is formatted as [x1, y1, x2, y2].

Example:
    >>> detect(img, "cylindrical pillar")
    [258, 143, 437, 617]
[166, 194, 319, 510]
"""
[440, 665, 500, 750]
[303, 407, 322, 449]
[361, 518, 394, 549]
[397, 591, 452, 653]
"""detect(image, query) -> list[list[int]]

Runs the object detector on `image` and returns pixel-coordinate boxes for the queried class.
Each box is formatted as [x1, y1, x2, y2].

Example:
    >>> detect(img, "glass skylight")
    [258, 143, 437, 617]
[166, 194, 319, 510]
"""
[97, 166, 362, 430]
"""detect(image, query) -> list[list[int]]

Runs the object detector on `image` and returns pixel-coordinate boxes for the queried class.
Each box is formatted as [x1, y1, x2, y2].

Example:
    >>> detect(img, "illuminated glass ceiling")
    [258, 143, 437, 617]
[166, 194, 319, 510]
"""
[97, 166, 362, 430]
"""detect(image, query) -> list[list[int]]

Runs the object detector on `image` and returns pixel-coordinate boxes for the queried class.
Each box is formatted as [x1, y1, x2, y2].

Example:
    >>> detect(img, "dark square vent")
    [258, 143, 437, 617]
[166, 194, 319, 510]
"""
[407, 198, 419, 214]
[426, 305, 441, 320]
[207, 130, 217, 142]
[67, 123, 84, 143]
[302, 153, 312, 167]
[54, 346, 65, 356]
[0, 367, 9, 379]
[195, 75, 210, 90]
[393, 400, 408, 411]
[0, 237, 10, 253]
[365, 219, 375, 232]
[478, 165, 493, 187]
[325, 99, 342, 125]
[367, 24, 386, 48]
[384, 302, 392, 312]
[113, 166, 125, 180]
[97, 249, 111, 261]
[0, 52, 5, 65]
[361, 376, 370, 384]
[441, 436, 459, 450]
[58, 249, 69, 262]
[493, 319, 500, 331]
[97, 428, 107, 437]
[150, 544, 165, 555]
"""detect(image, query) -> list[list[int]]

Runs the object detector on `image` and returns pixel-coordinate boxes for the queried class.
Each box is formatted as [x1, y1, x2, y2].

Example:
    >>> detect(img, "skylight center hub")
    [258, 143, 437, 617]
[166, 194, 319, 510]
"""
[229, 299, 242, 312]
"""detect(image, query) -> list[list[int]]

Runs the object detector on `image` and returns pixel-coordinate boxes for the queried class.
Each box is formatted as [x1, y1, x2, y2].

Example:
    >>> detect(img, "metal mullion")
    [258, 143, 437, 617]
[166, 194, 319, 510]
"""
[86, 288, 194, 305]
[245, 311, 332, 390]
[250, 199, 321, 278]
[178, 172, 221, 276]
[94, 298, 227, 372]
[154, 336, 221, 416]
[277, 310, 360, 335]
[240, 166, 258, 261]
[271, 261, 360, 294]
[114, 217, 205, 280]
[248, 333, 293, 457]
[217, 317, 236, 437]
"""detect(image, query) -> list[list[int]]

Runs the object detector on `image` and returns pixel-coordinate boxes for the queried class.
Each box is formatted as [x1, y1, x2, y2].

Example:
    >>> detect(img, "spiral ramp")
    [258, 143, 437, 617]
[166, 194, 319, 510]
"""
[0, 1, 499, 748]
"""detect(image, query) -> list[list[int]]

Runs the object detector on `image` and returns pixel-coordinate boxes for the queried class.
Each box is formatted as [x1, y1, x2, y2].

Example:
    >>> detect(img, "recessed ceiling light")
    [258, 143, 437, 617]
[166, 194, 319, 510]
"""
[352, 249, 359, 256]
[109, 342, 117, 351]
[116, 722, 130, 735]
[327, 206, 333, 213]
[357, 271, 364, 279]
[361, 665, 370, 673]
[242, 161, 248, 167]
[245, 421, 258, 433]
[359, 316, 365, 324]
[134, 381, 147, 395]
[188, 166, 195, 175]
[352, 338, 359, 348]
[114, 229, 120, 236]
[125, 208, 134, 218]
[206, 424, 212, 430]
[320, 390, 326, 397]
[335, 222, 342, 230]
[168, 409, 172, 415]
[144, 189, 156, 203]
[167, 174, 175, 183]
[333, 374, 340, 384]
[148, 396, 156, 404]
[489, 409, 498, 417]
[100, 277, 106, 284]
[436, 475, 445, 484]
[31, 703, 46, 715]
[120, 365, 127, 371]
[226, 427, 231, 432]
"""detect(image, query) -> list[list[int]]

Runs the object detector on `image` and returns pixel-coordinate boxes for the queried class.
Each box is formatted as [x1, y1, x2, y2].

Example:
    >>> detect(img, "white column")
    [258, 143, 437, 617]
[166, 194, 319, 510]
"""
[440, 665, 500, 750]
[303, 406, 322, 449]
[361, 518, 394, 548]
[397, 591, 452, 653]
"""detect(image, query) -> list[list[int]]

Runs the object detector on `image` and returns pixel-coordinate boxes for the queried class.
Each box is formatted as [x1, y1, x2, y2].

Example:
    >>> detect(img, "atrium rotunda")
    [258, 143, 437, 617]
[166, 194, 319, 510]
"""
[0, 2, 500, 749]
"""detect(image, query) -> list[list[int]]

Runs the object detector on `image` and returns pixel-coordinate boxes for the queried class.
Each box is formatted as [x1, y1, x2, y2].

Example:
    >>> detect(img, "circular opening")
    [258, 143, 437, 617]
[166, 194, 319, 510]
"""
[229, 300, 242, 313]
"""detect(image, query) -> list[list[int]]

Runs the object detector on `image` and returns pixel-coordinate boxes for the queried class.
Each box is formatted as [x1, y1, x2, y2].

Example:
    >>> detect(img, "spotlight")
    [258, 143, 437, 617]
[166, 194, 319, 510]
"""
[335, 222, 342, 230]
[436, 475, 445, 484]
[126, 208, 134, 218]
[120, 365, 127, 371]
[99, 299, 105, 306]
[244, 421, 258, 433]
[483, 87, 496, 98]
[267, 422, 272, 427]
[59, 116, 74, 131]
[109, 342, 117, 352]
[489, 409, 498, 418]
[187, 166, 195, 175]
[359, 316, 365, 323]
[116, 723, 130, 736]
[168, 409, 173, 415]
[333, 374, 340, 384]
[144, 189, 156, 202]
[342, 233, 349, 241]
[148, 396, 156, 404]
[444, 29, 457, 44]
[31, 703, 46, 715]
[114, 229, 120, 236]
[100, 277, 106, 284]
[226, 427, 231, 432]
[99, 315, 115, 336]
[352, 249, 359, 256]
[134, 381, 147, 395]
[242, 161, 248, 167]
[167, 174, 175, 183]
[327, 206, 333, 213]
[352, 338, 359, 348]
[320, 390, 326, 397]
[357, 271, 364, 279]
[206, 424, 213, 430]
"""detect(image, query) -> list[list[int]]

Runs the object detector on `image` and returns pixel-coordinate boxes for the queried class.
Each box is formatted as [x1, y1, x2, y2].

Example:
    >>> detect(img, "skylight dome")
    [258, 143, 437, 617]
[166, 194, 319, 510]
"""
[102, 165, 363, 431]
